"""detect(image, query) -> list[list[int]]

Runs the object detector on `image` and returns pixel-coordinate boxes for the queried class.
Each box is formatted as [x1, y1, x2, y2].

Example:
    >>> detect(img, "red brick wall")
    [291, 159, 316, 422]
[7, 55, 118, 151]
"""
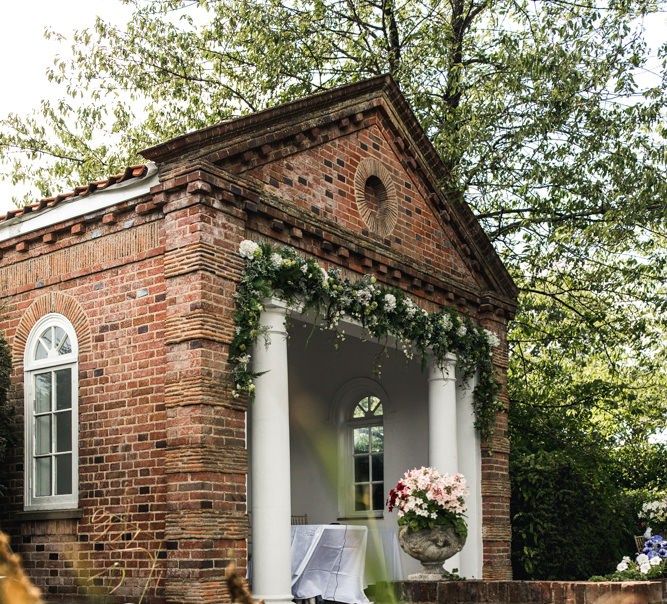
[397, 579, 667, 604]
[243, 110, 480, 288]
[0, 211, 168, 602]
[0, 96, 516, 602]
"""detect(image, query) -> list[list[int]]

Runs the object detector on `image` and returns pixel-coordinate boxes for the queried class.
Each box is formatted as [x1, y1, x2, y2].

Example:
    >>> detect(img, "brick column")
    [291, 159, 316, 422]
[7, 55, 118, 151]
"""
[161, 176, 249, 603]
[479, 311, 512, 580]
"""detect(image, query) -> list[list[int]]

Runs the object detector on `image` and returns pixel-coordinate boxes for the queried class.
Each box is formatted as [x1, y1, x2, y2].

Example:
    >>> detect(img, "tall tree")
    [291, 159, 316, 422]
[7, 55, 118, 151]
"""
[1, 0, 666, 554]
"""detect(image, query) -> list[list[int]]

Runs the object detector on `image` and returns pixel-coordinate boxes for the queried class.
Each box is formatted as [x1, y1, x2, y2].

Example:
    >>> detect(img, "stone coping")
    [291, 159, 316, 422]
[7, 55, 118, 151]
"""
[367, 579, 667, 604]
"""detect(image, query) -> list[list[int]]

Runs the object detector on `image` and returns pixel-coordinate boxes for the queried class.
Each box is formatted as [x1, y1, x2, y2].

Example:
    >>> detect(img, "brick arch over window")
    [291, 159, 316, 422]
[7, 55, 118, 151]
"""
[13, 293, 92, 361]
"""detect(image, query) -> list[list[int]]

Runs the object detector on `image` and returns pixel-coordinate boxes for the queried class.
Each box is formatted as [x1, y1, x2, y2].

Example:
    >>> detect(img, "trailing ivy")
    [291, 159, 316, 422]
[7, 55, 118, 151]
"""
[230, 240, 502, 440]
[0, 331, 12, 492]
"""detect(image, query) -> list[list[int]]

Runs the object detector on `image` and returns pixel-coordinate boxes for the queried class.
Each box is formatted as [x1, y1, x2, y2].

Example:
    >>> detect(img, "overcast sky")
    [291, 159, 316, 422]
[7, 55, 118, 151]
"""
[0, 1, 665, 214]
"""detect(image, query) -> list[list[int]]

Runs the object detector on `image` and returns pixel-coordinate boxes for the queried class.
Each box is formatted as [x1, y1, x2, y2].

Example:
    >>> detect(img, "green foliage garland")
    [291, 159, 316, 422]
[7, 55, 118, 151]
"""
[229, 240, 502, 440]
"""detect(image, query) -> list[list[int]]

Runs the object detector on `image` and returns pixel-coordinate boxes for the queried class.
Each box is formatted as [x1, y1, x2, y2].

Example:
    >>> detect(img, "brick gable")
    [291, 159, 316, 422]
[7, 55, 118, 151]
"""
[241, 112, 483, 290]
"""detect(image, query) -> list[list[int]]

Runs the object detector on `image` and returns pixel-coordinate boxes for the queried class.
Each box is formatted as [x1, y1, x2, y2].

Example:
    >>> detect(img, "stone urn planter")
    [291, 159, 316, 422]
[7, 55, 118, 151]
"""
[398, 524, 466, 580]
[388, 467, 469, 580]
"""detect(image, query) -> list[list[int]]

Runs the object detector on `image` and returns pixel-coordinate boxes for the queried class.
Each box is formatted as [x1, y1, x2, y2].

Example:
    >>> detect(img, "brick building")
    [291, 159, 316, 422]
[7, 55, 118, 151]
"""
[0, 76, 517, 603]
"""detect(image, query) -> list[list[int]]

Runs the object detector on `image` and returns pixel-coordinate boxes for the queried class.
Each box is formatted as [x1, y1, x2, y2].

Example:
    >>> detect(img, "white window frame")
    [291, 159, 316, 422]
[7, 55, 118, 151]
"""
[333, 378, 388, 519]
[24, 313, 79, 511]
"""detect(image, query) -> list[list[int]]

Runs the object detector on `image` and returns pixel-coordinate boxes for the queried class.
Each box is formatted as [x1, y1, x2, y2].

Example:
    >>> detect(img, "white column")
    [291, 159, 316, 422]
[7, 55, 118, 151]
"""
[428, 354, 458, 474]
[428, 354, 461, 573]
[455, 375, 483, 579]
[251, 299, 293, 604]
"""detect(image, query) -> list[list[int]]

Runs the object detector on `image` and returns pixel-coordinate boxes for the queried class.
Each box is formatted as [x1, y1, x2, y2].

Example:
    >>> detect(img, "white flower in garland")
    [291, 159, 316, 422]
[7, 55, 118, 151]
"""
[239, 239, 260, 259]
[440, 315, 453, 331]
[320, 267, 329, 284]
[403, 298, 417, 318]
[270, 253, 283, 268]
[356, 287, 373, 304]
[384, 293, 397, 312]
[301, 264, 309, 274]
[456, 323, 467, 337]
[484, 328, 501, 348]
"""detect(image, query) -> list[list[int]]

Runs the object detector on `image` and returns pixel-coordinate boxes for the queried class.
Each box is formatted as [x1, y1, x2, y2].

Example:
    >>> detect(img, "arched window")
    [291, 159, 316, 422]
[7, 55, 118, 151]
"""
[24, 314, 78, 511]
[350, 395, 384, 512]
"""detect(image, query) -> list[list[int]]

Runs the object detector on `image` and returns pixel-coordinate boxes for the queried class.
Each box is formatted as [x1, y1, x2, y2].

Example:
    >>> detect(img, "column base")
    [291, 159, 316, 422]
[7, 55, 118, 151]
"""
[252, 593, 294, 604]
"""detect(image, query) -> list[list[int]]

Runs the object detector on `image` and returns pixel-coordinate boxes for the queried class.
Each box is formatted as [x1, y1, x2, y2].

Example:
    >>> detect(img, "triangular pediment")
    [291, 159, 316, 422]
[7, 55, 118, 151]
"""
[142, 76, 518, 303]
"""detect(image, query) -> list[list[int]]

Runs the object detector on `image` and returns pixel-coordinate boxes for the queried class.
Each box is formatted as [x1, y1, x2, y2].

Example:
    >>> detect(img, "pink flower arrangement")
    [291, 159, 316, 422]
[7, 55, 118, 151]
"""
[387, 466, 468, 535]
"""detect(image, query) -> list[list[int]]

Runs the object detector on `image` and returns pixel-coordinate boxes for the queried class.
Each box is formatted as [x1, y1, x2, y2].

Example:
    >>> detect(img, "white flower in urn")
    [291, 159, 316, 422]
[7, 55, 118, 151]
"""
[640, 562, 651, 574]
[239, 239, 260, 259]
[616, 560, 628, 572]
[384, 293, 397, 312]
[484, 328, 501, 348]
[636, 553, 649, 566]
[650, 555, 662, 566]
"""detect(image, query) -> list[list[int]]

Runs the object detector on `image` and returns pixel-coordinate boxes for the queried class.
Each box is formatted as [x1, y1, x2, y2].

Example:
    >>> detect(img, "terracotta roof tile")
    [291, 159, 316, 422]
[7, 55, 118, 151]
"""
[0, 164, 149, 224]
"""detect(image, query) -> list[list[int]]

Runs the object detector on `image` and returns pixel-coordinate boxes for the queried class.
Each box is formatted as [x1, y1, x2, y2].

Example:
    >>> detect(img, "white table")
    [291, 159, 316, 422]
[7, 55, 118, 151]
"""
[291, 525, 370, 604]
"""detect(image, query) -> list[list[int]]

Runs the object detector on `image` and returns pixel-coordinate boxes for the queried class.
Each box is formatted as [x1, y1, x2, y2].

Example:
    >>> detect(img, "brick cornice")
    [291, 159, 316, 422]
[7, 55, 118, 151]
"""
[142, 76, 518, 305]
[149, 161, 516, 318]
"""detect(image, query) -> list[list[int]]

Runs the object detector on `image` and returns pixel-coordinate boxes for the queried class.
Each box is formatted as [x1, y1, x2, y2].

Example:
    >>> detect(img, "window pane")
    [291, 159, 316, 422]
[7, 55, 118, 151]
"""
[353, 398, 369, 419]
[354, 484, 370, 511]
[55, 454, 72, 495]
[371, 454, 384, 481]
[35, 341, 49, 360]
[35, 415, 51, 455]
[40, 327, 53, 348]
[55, 411, 72, 452]
[35, 457, 51, 497]
[354, 456, 370, 482]
[55, 369, 72, 410]
[353, 428, 369, 453]
[369, 396, 382, 416]
[372, 483, 385, 511]
[35, 373, 51, 413]
[55, 327, 72, 355]
[371, 426, 383, 452]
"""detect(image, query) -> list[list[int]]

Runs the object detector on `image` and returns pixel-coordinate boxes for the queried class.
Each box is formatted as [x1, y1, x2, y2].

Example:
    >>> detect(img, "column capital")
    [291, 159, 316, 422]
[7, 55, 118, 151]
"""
[259, 298, 289, 337]
[428, 353, 457, 383]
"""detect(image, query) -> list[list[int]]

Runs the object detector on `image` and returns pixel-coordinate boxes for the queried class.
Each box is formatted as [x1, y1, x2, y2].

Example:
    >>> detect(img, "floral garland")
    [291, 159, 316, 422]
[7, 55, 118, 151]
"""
[230, 240, 502, 440]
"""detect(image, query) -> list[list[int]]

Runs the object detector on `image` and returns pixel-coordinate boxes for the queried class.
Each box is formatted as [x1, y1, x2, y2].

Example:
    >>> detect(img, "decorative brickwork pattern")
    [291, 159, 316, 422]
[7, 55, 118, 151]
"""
[353, 157, 399, 237]
[12, 292, 92, 359]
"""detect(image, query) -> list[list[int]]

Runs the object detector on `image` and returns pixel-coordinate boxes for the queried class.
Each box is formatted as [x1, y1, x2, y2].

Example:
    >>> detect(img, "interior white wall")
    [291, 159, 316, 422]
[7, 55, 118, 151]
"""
[287, 320, 428, 578]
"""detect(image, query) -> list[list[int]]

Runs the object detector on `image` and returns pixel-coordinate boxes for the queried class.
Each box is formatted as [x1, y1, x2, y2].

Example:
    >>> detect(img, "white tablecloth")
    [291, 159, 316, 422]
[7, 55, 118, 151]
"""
[365, 525, 403, 583]
[291, 525, 370, 604]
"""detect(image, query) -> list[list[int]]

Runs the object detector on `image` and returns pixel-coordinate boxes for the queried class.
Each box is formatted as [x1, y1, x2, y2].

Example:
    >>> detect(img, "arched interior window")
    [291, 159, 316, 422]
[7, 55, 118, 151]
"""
[350, 395, 384, 512]
[24, 314, 78, 511]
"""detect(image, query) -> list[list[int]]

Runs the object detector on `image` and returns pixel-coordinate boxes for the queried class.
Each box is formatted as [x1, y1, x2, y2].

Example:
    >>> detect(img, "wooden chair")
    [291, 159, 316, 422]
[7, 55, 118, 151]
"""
[635, 535, 646, 552]
[291, 514, 309, 525]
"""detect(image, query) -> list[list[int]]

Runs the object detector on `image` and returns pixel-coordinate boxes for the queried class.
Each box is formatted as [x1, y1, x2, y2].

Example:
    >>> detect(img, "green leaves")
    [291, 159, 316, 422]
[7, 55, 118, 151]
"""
[0, 330, 13, 493]
[230, 241, 502, 439]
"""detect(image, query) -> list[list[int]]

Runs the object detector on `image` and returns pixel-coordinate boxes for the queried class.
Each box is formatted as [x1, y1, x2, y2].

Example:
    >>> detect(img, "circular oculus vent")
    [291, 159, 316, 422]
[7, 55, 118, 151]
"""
[353, 158, 398, 237]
